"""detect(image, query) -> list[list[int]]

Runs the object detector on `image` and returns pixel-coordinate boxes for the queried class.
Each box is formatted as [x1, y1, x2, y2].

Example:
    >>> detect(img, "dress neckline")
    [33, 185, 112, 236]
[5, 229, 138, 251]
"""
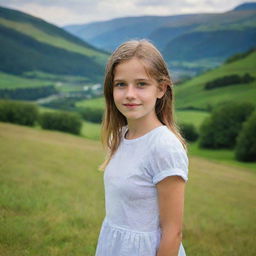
[123, 125, 166, 144]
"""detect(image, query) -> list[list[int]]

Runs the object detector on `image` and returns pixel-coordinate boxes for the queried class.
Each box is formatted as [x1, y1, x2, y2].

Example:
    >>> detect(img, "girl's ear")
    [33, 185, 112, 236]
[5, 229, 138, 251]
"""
[157, 83, 168, 99]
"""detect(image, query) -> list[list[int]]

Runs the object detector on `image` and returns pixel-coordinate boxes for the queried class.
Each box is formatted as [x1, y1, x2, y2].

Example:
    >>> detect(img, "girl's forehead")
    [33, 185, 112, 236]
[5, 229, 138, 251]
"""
[113, 58, 153, 79]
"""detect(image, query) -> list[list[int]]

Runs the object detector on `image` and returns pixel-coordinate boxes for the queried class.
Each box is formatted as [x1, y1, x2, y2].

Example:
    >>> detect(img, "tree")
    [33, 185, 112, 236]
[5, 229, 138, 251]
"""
[235, 111, 256, 162]
[198, 101, 254, 149]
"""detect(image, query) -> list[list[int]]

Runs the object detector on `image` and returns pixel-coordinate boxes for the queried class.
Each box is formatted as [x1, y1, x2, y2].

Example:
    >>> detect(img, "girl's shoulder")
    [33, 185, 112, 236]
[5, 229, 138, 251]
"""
[120, 125, 184, 153]
[156, 126, 184, 149]
[145, 126, 189, 184]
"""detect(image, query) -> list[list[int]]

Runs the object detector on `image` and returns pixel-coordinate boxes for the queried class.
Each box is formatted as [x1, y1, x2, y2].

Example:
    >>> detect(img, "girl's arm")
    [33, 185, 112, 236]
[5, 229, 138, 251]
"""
[156, 175, 186, 256]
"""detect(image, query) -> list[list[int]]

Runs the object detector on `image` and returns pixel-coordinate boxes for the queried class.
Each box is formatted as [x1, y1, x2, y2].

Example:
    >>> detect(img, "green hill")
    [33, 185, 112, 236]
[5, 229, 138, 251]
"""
[175, 49, 256, 110]
[163, 27, 256, 63]
[0, 25, 103, 80]
[0, 6, 109, 83]
[0, 6, 109, 64]
[0, 121, 255, 255]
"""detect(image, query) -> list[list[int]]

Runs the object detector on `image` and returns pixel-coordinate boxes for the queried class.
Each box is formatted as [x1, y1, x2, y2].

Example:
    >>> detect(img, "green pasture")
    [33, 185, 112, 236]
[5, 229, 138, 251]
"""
[0, 122, 105, 256]
[0, 72, 50, 89]
[175, 110, 209, 129]
[188, 141, 256, 172]
[0, 122, 255, 256]
[0, 71, 94, 91]
[75, 97, 105, 110]
[175, 51, 256, 109]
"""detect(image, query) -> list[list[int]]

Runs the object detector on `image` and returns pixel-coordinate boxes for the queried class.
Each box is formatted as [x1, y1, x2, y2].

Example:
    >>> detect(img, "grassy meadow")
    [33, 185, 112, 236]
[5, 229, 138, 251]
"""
[0, 121, 255, 256]
[0, 122, 105, 256]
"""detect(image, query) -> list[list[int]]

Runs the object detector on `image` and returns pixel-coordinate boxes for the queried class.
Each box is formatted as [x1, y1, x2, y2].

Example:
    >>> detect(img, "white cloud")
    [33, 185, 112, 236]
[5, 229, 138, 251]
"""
[0, 0, 255, 26]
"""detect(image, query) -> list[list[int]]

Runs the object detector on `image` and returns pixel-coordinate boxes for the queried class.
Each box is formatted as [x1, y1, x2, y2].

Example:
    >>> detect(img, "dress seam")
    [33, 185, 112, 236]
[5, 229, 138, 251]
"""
[104, 217, 161, 235]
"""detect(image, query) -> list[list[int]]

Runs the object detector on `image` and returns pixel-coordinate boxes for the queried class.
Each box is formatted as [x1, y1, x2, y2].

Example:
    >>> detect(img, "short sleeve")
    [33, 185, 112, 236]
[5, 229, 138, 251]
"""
[147, 137, 189, 185]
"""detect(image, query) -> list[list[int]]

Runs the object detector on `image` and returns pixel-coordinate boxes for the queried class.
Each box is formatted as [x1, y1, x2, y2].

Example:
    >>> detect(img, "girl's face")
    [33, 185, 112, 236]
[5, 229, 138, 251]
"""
[113, 57, 166, 124]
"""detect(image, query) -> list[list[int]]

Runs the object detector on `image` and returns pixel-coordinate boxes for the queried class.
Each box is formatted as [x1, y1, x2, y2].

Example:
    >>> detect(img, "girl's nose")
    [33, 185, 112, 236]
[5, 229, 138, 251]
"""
[125, 84, 136, 98]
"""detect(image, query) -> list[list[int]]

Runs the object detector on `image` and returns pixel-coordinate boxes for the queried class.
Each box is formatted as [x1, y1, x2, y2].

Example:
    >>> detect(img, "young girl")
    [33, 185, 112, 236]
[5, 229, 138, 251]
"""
[95, 39, 189, 256]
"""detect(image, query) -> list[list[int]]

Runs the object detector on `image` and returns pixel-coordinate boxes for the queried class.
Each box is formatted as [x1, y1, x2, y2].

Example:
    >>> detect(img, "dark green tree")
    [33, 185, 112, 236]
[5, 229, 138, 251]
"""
[198, 101, 255, 149]
[235, 111, 256, 162]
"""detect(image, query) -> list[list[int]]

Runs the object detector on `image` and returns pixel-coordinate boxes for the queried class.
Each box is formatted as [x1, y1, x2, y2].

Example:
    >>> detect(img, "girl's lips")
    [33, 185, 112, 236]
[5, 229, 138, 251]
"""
[123, 104, 141, 108]
[123, 104, 141, 106]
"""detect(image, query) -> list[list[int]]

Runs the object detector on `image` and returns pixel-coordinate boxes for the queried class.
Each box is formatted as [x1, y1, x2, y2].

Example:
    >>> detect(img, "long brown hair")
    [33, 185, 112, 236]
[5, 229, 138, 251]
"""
[98, 39, 187, 171]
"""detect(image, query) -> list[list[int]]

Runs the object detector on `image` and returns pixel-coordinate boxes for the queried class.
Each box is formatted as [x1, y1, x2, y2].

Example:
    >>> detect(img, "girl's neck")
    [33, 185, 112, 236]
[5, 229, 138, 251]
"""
[125, 121, 164, 140]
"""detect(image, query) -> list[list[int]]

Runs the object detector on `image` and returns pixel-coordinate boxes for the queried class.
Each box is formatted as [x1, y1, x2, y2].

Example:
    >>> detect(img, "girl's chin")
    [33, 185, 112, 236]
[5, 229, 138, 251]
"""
[124, 114, 144, 120]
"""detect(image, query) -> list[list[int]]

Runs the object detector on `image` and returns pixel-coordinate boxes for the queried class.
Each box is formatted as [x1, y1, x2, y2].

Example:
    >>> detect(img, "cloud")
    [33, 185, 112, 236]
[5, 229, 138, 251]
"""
[0, 0, 254, 26]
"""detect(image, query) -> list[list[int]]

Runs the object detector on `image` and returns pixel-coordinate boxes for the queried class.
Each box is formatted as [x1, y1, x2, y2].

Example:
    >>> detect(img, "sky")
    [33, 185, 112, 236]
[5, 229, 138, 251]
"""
[0, 0, 255, 26]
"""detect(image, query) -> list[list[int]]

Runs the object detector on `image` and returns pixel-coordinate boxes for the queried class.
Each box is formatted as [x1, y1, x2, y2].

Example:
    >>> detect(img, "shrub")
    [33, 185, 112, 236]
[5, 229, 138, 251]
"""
[0, 99, 38, 126]
[198, 101, 255, 149]
[0, 85, 57, 100]
[204, 73, 254, 90]
[180, 123, 199, 142]
[198, 117, 216, 148]
[77, 107, 103, 123]
[225, 48, 256, 64]
[235, 111, 256, 162]
[39, 111, 82, 135]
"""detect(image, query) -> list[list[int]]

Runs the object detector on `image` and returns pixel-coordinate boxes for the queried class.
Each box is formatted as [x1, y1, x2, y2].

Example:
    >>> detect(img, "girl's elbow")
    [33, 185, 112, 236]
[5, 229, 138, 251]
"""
[162, 229, 183, 243]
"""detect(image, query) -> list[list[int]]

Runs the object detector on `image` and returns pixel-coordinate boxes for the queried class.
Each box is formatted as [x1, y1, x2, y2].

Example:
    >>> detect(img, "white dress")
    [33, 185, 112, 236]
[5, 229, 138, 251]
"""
[95, 125, 189, 256]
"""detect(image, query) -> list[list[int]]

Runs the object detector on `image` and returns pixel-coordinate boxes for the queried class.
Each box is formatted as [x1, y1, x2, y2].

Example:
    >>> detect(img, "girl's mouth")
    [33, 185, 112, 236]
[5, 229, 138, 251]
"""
[123, 104, 141, 108]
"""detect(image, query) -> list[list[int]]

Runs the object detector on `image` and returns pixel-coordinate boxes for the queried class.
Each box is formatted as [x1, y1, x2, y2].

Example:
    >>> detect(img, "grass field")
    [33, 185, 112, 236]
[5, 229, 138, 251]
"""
[0, 122, 255, 255]
[0, 72, 51, 89]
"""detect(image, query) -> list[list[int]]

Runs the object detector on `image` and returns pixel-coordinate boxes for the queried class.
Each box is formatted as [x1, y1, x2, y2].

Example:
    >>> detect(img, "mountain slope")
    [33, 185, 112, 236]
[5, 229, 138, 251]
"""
[162, 9, 256, 63]
[163, 28, 256, 62]
[64, 3, 256, 73]
[0, 6, 109, 82]
[233, 2, 256, 11]
[0, 6, 109, 64]
[64, 14, 206, 52]
[0, 25, 103, 81]
[64, 5, 256, 53]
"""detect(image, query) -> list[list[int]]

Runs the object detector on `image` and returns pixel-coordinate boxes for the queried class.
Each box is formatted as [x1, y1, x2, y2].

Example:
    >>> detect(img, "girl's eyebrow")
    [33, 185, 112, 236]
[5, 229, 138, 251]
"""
[113, 78, 150, 82]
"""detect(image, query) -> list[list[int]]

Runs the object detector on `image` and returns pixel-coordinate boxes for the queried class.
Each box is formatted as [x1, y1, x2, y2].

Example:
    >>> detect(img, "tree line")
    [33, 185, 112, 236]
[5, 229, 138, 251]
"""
[0, 85, 57, 100]
[0, 99, 255, 162]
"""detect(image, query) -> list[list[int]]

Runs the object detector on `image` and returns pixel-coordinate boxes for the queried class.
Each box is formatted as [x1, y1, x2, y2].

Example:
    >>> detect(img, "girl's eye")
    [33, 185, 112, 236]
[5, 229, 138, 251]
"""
[114, 82, 147, 87]
[138, 82, 147, 87]
[114, 83, 125, 87]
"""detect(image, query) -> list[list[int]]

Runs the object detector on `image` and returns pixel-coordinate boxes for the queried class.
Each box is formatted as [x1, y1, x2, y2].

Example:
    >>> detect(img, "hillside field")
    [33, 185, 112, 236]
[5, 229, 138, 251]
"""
[175, 51, 256, 110]
[74, 49, 256, 113]
[0, 122, 255, 255]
